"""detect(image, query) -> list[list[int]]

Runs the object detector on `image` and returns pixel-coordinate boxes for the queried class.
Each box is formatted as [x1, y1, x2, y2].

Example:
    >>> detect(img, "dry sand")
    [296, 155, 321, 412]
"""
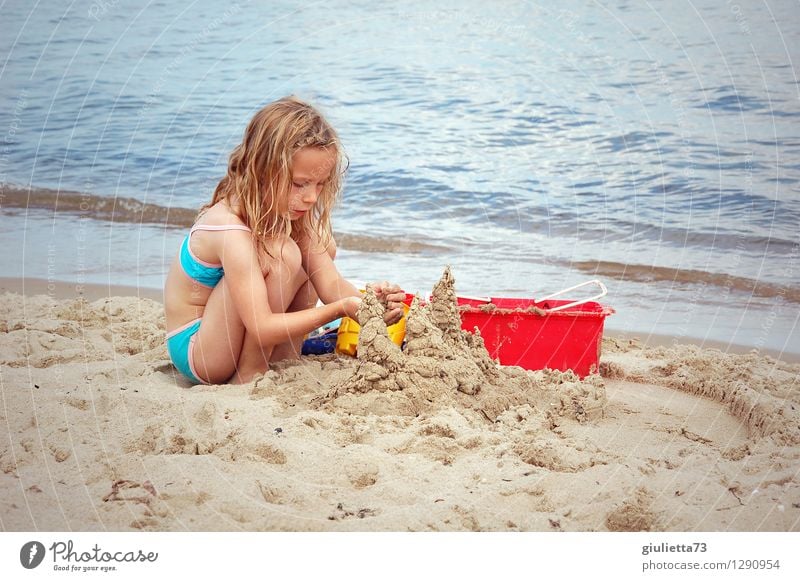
[1, 270, 799, 532]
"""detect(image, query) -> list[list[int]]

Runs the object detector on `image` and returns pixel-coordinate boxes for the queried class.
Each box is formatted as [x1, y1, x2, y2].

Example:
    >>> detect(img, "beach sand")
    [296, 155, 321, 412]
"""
[1, 272, 799, 532]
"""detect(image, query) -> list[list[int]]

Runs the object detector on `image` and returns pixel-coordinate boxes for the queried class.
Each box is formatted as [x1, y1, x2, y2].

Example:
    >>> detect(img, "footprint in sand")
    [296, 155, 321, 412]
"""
[344, 461, 379, 489]
[605, 488, 660, 531]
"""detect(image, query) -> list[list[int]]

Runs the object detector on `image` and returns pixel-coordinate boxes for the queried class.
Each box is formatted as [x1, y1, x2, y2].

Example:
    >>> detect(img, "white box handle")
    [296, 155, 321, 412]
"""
[537, 279, 608, 312]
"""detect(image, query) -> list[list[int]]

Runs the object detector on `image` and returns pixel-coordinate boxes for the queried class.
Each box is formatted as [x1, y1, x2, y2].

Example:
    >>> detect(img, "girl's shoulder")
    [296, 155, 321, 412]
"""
[194, 200, 249, 230]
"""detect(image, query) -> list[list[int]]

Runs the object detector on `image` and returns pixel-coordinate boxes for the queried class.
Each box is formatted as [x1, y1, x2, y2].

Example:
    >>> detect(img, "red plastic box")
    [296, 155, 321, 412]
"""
[457, 297, 614, 377]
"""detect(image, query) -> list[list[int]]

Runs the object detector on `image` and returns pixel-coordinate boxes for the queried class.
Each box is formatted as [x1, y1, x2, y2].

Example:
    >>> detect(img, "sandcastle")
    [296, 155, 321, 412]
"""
[329, 267, 498, 397]
[326, 267, 607, 423]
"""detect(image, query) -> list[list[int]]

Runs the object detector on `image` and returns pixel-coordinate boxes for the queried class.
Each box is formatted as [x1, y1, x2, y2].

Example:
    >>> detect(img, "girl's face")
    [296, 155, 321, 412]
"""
[288, 146, 335, 221]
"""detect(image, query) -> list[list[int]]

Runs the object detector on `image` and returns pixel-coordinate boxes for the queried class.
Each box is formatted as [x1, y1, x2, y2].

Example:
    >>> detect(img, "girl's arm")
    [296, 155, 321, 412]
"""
[298, 234, 360, 302]
[300, 234, 406, 323]
[219, 232, 360, 347]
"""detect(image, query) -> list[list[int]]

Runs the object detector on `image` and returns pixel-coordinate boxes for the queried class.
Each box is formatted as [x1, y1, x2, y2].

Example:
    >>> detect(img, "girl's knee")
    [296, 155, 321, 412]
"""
[264, 237, 302, 276]
[282, 238, 303, 271]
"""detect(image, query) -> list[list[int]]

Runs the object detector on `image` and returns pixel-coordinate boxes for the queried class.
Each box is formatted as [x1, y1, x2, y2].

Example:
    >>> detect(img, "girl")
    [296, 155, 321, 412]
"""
[164, 96, 405, 384]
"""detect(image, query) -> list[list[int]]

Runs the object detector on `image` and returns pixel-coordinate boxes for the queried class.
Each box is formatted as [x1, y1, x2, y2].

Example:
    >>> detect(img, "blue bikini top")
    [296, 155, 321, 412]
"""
[179, 223, 251, 288]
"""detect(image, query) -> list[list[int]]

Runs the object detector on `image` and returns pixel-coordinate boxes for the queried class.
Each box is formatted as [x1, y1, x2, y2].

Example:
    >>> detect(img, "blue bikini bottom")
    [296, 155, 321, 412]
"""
[166, 318, 208, 384]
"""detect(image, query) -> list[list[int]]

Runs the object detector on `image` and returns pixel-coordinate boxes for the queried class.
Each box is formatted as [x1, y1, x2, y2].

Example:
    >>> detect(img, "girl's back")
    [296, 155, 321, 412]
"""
[164, 200, 250, 334]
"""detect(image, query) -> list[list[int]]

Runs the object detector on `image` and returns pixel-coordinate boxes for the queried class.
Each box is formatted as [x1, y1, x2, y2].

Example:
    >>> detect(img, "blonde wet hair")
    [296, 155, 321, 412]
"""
[204, 95, 346, 259]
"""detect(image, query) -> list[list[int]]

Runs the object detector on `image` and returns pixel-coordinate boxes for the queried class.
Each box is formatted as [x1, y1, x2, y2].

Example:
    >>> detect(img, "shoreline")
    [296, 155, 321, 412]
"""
[2, 276, 797, 364]
[0, 276, 164, 303]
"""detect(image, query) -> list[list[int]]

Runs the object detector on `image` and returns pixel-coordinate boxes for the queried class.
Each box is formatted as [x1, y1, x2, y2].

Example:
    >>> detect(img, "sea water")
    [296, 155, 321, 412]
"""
[1, 0, 798, 353]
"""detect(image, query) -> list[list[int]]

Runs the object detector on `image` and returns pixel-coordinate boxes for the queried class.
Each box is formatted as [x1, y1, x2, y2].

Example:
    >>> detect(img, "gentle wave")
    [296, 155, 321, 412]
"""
[335, 233, 449, 255]
[2, 185, 198, 228]
[571, 260, 800, 304]
[1, 185, 450, 255]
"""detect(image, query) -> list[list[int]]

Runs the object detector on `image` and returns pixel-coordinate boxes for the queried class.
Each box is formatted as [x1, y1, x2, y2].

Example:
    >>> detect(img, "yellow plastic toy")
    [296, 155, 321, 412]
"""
[336, 300, 410, 356]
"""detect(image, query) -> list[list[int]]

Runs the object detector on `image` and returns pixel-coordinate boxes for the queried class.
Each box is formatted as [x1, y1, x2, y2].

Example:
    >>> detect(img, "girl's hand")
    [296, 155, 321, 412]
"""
[342, 296, 362, 320]
[371, 281, 406, 325]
